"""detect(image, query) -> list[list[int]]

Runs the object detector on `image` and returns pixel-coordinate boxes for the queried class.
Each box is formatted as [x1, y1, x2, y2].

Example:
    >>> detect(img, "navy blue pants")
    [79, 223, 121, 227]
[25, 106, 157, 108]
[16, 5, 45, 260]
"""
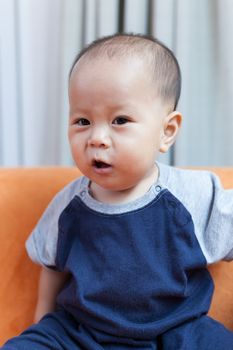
[1, 310, 233, 349]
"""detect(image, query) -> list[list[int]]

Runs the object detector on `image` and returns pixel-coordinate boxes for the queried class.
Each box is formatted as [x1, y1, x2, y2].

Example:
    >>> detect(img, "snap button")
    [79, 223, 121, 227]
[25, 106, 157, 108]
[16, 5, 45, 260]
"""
[80, 190, 86, 197]
[155, 185, 162, 192]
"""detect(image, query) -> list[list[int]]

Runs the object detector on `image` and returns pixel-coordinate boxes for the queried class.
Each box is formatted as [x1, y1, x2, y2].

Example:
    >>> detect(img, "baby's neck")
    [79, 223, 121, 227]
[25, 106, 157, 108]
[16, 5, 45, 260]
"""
[89, 165, 158, 205]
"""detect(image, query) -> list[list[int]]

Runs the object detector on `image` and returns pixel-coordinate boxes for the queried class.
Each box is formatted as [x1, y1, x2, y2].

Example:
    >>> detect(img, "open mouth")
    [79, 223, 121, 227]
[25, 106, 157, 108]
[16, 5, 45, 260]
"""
[92, 160, 111, 169]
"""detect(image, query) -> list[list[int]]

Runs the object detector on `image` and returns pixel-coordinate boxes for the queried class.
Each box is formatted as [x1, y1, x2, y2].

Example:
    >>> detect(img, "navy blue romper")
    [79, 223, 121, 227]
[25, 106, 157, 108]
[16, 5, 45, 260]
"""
[2, 179, 233, 349]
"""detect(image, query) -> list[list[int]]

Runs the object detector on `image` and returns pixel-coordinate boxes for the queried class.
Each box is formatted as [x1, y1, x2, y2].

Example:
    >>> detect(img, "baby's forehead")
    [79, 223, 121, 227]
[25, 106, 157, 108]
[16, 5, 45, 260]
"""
[68, 56, 169, 114]
[71, 54, 152, 82]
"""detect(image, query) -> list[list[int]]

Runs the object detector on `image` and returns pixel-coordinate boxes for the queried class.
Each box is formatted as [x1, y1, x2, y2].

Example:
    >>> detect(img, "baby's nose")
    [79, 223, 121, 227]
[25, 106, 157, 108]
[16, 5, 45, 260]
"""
[88, 127, 111, 148]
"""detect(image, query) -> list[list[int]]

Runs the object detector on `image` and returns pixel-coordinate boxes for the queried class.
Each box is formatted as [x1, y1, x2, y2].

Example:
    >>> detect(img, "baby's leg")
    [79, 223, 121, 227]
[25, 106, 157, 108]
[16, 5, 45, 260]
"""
[1, 310, 104, 350]
[161, 316, 233, 350]
[1, 311, 75, 350]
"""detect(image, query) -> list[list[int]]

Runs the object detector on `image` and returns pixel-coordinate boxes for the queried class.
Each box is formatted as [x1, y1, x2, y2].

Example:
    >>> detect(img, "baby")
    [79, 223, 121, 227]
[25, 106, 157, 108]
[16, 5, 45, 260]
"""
[2, 33, 233, 349]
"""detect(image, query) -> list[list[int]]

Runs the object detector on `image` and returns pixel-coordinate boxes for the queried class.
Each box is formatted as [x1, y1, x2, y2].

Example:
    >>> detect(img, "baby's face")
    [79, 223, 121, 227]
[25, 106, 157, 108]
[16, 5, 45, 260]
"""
[68, 57, 169, 194]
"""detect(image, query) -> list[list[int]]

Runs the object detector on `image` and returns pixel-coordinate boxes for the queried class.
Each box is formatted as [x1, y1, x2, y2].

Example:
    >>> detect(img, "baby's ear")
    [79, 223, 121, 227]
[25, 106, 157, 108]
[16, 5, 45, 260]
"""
[159, 111, 182, 153]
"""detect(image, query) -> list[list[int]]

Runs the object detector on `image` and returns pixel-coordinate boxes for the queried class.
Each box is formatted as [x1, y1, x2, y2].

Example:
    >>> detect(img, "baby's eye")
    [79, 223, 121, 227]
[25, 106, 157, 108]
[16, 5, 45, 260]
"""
[112, 116, 129, 125]
[76, 118, 90, 126]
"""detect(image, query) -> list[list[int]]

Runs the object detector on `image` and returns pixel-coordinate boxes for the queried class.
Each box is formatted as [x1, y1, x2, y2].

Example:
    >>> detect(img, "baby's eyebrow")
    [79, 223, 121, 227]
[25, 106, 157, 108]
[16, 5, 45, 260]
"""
[69, 106, 89, 115]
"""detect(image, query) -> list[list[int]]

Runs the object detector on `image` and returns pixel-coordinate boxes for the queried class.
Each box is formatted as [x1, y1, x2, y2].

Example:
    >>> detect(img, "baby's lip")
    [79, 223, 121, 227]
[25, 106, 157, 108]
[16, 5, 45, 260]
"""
[91, 159, 111, 169]
[91, 159, 113, 174]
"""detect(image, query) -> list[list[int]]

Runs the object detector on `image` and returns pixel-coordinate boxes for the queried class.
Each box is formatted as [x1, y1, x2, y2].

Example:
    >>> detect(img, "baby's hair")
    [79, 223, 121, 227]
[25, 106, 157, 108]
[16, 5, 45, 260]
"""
[69, 33, 181, 111]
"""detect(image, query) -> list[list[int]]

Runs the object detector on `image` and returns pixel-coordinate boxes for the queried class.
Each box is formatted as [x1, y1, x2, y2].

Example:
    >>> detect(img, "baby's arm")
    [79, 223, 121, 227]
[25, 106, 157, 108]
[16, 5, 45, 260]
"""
[25, 179, 82, 323]
[34, 266, 70, 323]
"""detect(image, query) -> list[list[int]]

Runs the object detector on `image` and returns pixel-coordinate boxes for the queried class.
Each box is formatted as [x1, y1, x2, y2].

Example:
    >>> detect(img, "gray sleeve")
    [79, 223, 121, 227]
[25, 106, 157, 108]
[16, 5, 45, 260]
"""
[204, 174, 233, 262]
[159, 164, 233, 264]
[25, 177, 82, 267]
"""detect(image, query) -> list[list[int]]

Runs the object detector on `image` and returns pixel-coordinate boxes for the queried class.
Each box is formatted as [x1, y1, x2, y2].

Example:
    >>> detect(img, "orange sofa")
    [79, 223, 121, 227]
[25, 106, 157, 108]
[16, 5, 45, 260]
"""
[0, 167, 232, 345]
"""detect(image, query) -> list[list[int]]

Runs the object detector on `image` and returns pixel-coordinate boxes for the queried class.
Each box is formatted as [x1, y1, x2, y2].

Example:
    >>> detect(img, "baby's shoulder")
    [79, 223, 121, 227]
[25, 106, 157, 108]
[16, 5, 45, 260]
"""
[49, 175, 87, 210]
[157, 162, 223, 225]
[158, 162, 220, 201]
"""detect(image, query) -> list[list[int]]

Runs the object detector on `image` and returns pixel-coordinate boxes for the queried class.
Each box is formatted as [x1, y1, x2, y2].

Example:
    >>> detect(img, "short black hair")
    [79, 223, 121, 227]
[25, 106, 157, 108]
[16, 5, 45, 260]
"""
[69, 33, 181, 111]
